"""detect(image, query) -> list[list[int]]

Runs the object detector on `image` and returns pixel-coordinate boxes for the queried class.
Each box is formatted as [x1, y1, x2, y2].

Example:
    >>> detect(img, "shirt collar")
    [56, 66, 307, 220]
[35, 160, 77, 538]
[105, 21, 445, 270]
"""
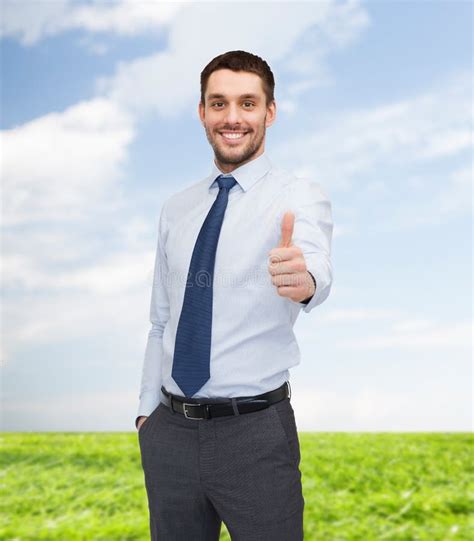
[208, 151, 272, 193]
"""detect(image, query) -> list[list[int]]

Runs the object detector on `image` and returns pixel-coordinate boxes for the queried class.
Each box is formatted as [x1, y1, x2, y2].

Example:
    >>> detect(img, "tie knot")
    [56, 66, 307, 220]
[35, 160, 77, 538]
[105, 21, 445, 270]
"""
[216, 174, 237, 192]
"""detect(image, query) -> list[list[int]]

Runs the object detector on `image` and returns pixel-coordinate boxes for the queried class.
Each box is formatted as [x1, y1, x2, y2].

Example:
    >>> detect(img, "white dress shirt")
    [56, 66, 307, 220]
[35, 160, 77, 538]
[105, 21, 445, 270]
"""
[136, 151, 333, 424]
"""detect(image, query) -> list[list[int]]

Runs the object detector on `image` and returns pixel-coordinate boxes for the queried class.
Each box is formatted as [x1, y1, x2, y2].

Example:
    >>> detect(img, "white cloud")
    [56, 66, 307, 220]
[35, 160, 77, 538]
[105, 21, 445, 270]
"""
[3, 286, 151, 360]
[69, 0, 183, 35]
[339, 320, 472, 350]
[96, 1, 369, 118]
[291, 384, 471, 431]
[325, 308, 400, 322]
[1, 93, 151, 367]
[332, 223, 356, 237]
[391, 318, 438, 333]
[2, 97, 135, 225]
[0, 215, 158, 357]
[275, 69, 472, 232]
[274, 69, 472, 194]
[1, 0, 69, 46]
[2, 247, 155, 294]
[2, 389, 140, 431]
[0, 0, 369, 54]
[0, 0, 183, 46]
[277, 99, 298, 115]
[407, 163, 473, 224]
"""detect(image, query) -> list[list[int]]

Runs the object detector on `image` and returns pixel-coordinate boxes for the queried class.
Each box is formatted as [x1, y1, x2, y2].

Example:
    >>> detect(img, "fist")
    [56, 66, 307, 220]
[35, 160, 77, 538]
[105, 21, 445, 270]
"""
[268, 211, 316, 303]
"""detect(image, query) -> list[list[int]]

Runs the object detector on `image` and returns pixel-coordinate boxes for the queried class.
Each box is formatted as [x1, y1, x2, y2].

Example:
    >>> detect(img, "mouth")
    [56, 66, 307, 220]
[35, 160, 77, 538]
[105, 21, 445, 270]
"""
[219, 131, 249, 144]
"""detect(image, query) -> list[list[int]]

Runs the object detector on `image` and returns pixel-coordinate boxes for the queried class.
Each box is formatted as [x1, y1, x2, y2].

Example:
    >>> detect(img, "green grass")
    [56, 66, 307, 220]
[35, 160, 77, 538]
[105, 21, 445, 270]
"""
[1, 432, 472, 540]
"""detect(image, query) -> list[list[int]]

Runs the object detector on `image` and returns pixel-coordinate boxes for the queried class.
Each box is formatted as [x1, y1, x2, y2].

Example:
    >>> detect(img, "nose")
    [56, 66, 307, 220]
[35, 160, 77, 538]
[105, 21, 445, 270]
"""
[223, 102, 242, 125]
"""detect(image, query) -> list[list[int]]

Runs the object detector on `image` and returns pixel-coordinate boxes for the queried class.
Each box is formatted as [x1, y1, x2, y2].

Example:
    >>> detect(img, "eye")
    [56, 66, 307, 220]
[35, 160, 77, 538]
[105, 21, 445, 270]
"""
[243, 102, 255, 107]
[211, 102, 224, 108]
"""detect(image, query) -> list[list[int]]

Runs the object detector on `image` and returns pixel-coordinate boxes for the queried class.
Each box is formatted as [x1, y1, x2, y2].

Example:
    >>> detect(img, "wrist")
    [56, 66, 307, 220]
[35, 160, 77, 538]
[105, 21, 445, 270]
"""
[301, 271, 316, 304]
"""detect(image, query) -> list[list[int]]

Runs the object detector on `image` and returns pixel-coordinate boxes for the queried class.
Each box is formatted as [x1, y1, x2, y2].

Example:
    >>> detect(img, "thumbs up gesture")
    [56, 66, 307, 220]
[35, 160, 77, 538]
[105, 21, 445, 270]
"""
[268, 211, 316, 303]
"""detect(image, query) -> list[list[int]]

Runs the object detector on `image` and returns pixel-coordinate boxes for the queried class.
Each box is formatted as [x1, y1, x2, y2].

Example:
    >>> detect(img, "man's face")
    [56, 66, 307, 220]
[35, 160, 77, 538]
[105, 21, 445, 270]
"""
[198, 69, 276, 172]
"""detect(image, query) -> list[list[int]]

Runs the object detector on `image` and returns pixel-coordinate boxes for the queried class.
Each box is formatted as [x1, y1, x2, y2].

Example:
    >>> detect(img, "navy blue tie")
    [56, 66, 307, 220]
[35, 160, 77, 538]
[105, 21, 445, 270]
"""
[172, 174, 237, 397]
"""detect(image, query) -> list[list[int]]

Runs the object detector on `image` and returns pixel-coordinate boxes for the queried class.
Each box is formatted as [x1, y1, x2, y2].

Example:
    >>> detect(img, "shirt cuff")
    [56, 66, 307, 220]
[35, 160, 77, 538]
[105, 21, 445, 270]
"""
[300, 255, 333, 313]
[135, 390, 163, 429]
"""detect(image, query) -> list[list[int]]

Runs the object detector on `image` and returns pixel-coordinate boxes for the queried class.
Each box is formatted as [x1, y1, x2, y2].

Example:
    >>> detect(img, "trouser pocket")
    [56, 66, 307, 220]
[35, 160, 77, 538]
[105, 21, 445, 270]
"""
[269, 399, 301, 468]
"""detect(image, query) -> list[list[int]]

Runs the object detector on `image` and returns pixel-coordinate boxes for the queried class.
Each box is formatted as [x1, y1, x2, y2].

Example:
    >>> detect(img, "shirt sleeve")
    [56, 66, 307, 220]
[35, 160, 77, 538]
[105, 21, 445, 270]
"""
[285, 178, 334, 314]
[135, 202, 170, 428]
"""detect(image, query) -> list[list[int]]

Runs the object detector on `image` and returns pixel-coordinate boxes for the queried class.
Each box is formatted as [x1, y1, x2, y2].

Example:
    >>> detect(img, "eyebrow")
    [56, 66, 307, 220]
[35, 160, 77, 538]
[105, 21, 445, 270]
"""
[207, 93, 260, 100]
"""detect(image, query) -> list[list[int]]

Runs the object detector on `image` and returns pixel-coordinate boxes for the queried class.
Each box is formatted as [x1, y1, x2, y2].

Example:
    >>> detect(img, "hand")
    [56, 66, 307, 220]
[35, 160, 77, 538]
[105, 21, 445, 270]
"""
[268, 211, 316, 303]
[137, 416, 148, 432]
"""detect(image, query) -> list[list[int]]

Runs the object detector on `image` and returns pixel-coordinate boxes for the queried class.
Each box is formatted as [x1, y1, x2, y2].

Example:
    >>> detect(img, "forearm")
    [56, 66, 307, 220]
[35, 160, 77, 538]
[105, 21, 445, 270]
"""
[136, 324, 165, 428]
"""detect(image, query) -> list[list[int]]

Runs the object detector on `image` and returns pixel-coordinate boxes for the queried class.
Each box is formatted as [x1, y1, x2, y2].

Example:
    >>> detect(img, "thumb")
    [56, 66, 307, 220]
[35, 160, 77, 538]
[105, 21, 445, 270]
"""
[278, 211, 295, 248]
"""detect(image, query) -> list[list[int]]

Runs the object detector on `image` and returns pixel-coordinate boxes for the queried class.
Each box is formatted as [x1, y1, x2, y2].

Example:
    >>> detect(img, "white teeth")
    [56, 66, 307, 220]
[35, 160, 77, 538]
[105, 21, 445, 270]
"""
[221, 132, 246, 139]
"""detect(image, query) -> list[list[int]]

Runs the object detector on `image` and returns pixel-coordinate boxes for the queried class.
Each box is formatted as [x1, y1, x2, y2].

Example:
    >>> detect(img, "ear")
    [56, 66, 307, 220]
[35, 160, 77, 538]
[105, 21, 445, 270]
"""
[265, 100, 276, 128]
[198, 101, 205, 125]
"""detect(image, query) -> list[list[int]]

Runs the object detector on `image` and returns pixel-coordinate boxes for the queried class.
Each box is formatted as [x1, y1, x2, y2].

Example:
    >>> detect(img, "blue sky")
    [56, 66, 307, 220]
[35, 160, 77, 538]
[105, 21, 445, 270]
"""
[2, 0, 472, 431]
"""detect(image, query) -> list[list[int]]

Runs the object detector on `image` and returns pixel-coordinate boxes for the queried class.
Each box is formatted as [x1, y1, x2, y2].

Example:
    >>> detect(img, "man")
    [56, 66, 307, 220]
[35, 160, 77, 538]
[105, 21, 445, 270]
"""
[136, 50, 333, 540]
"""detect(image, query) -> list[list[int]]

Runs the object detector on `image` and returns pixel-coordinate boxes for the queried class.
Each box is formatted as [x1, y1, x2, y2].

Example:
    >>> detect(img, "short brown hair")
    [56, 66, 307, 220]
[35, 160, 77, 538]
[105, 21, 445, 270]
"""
[200, 50, 275, 108]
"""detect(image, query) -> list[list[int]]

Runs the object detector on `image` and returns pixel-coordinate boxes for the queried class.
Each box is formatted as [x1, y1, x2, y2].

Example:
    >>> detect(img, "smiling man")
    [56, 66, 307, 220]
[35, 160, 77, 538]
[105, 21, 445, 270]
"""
[136, 50, 333, 541]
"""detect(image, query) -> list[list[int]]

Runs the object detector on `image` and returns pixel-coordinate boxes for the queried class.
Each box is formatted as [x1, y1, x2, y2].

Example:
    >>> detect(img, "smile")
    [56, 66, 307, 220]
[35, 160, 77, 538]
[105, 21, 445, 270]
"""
[219, 131, 248, 143]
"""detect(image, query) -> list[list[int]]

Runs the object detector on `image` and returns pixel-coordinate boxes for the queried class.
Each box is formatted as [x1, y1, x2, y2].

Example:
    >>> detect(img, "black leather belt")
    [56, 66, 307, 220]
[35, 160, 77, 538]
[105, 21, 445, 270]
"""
[160, 381, 291, 420]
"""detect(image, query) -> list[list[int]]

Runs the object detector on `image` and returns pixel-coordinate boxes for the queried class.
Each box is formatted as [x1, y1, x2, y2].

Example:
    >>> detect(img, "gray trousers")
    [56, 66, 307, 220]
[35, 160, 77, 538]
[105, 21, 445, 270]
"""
[138, 391, 305, 540]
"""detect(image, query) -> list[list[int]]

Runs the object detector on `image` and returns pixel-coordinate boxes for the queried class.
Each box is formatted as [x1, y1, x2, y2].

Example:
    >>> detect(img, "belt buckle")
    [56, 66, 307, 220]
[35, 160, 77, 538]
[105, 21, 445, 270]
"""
[183, 402, 208, 420]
